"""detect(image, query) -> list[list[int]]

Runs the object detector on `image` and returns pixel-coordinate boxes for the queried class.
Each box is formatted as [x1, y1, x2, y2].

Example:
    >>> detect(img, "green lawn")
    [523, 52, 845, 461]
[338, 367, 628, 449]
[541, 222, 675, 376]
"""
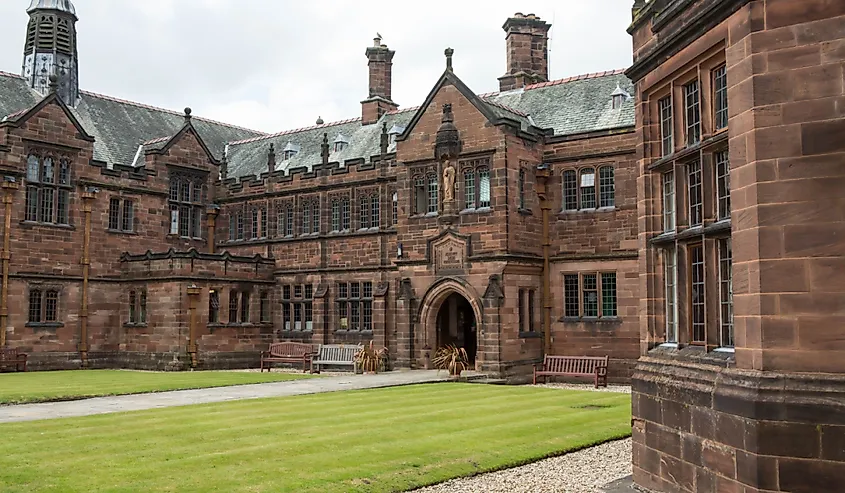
[0, 383, 631, 493]
[0, 370, 316, 404]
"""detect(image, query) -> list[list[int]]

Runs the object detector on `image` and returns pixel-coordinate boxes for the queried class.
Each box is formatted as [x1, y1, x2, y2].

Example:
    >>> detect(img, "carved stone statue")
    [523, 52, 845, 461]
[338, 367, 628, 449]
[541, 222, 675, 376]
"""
[443, 162, 456, 203]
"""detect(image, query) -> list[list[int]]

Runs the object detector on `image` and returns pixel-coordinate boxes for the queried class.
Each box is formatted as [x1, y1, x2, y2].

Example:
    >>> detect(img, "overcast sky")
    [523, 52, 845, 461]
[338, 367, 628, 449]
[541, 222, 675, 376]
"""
[0, 0, 635, 133]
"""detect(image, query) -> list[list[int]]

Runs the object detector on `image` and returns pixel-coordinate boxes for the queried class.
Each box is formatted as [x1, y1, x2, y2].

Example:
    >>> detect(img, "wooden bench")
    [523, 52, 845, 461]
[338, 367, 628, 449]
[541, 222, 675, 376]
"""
[533, 355, 608, 388]
[260, 342, 316, 373]
[311, 344, 363, 374]
[0, 348, 27, 372]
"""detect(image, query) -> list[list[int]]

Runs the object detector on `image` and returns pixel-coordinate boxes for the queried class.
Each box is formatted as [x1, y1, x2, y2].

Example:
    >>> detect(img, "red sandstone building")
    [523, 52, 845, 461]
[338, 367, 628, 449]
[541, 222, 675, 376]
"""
[0, 1, 641, 377]
[628, 0, 845, 491]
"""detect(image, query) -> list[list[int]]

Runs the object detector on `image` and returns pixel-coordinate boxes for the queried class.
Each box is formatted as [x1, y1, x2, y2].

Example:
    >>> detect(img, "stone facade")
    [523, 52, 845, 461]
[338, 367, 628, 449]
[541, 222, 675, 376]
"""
[0, 2, 640, 379]
[628, 0, 845, 491]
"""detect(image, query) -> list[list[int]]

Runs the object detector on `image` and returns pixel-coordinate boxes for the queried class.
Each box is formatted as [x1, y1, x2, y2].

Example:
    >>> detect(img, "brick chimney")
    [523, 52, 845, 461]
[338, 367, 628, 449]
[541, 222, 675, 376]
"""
[498, 13, 551, 92]
[362, 35, 398, 125]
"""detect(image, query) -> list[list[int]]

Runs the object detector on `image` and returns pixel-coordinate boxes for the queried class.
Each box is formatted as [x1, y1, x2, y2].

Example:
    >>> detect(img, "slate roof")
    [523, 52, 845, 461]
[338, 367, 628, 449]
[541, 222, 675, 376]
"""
[0, 71, 264, 168]
[225, 110, 416, 179]
[0, 68, 634, 181]
[484, 69, 635, 136]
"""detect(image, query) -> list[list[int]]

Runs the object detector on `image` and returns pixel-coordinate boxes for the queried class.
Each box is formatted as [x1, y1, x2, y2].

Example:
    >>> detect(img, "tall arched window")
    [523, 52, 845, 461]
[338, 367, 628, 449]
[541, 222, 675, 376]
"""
[25, 153, 71, 225]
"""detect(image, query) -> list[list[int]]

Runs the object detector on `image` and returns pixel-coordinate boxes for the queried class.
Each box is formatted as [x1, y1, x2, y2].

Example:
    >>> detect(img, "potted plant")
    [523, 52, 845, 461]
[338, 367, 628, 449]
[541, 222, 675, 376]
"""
[356, 341, 389, 374]
[432, 345, 470, 377]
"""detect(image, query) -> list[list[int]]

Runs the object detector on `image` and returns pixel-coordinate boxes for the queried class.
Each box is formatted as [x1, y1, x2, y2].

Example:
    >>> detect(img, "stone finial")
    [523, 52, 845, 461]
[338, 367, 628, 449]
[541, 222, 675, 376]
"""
[445, 48, 454, 71]
[321, 132, 330, 165]
[184, 107, 192, 122]
[380, 122, 389, 155]
[267, 143, 276, 173]
[48, 74, 59, 94]
[316, 116, 324, 125]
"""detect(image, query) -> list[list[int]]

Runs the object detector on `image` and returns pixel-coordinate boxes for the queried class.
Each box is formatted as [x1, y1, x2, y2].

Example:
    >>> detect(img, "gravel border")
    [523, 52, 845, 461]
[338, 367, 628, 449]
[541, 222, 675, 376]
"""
[410, 438, 633, 493]
[530, 382, 632, 394]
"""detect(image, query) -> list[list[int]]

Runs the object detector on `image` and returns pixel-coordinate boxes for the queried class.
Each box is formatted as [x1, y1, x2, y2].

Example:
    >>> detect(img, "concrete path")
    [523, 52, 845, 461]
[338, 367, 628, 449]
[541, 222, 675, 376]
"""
[0, 370, 464, 424]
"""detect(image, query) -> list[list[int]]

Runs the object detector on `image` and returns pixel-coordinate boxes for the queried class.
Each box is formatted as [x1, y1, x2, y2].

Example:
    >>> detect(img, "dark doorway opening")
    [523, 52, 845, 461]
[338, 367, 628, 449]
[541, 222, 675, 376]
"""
[435, 293, 477, 364]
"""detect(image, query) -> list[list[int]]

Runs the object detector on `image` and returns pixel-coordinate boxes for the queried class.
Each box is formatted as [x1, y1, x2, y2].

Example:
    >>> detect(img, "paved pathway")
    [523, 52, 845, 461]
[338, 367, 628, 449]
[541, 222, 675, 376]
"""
[0, 370, 467, 423]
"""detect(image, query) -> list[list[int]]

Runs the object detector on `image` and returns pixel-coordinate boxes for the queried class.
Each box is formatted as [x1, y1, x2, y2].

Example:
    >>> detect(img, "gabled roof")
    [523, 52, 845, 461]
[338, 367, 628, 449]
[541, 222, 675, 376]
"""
[0, 89, 95, 142]
[0, 71, 264, 168]
[397, 68, 546, 143]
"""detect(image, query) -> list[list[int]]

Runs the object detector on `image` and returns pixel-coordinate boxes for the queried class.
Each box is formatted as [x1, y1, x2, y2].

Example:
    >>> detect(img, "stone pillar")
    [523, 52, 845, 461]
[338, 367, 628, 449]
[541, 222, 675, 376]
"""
[0, 178, 18, 348]
[313, 283, 329, 344]
[373, 282, 388, 351]
[186, 284, 201, 368]
[481, 275, 504, 374]
[206, 205, 219, 254]
[78, 187, 98, 367]
[395, 278, 416, 368]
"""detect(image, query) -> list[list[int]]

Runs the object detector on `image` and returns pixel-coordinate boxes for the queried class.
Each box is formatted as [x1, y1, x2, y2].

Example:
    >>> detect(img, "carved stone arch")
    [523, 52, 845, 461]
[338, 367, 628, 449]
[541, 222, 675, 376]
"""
[418, 277, 484, 356]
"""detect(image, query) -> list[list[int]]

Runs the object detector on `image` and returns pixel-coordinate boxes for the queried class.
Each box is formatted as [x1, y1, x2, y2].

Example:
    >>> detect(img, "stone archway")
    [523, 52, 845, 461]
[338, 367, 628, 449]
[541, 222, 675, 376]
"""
[418, 279, 484, 369]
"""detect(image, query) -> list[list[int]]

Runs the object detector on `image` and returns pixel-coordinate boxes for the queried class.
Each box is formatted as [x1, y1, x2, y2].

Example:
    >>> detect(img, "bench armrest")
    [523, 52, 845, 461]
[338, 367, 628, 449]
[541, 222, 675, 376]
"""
[595, 366, 607, 376]
[533, 364, 544, 371]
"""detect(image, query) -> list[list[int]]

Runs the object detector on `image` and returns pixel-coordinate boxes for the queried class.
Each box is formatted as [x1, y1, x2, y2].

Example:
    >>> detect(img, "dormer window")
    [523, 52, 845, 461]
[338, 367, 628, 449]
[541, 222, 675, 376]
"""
[334, 134, 349, 153]
[611, 83, 630, 110]
[282, 142, 300, 160]
[388, 125, 405, 146]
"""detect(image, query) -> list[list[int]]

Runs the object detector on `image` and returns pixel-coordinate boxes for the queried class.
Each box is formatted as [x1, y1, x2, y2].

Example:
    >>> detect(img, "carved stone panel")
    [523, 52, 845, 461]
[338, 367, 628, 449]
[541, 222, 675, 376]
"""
[432, 234, 467, 274]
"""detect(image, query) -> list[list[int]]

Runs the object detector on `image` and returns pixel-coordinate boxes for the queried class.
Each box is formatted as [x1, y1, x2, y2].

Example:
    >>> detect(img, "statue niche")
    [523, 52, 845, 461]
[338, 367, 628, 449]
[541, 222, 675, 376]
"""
[435, 103, 461, 218]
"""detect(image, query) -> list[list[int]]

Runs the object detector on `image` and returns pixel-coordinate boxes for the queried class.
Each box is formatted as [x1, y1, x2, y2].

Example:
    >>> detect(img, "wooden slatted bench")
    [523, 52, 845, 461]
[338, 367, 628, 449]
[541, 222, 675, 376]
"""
[311, 344, 363, 374]
[533, 355, 608, 388]
[0, 348, 27, 372]
[260, 342, 316, 373]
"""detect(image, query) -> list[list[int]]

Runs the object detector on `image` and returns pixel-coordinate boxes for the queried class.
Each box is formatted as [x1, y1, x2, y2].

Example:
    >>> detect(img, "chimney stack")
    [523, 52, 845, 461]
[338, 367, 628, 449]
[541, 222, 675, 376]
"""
[362, 34, 398, 125]
[498, 13, 551, 92]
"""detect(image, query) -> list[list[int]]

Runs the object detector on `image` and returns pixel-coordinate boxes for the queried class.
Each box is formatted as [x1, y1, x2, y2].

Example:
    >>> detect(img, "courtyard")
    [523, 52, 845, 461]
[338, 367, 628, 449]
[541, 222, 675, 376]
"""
[0, 374, 632, 492]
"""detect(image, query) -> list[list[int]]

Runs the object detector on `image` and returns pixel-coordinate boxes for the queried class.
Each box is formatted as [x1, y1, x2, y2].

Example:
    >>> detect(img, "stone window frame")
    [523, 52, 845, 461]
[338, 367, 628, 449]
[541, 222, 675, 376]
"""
[335, 281, 373, 332]
[391, 189, 398, 228]
[712, 64, 729, 132]
[644, 52, 733, 352]
[26, 284, 64, 328]
[561, 165, 616, 213]
[658, 96, 674, 157]
[561, 272, 618, 321]
[227, 289, 252, 325]
[24, 149, 73, 227]
[168, 171, 207, 240]
[460, 158, 492, 213]
[126, 287, 147, 326]
[208, 288, 221, 324]
[411, 165, 439, 217]
[275, 199, 295, 239]
[300, 195, 320, 236]
[718, 239, 734, 349]
[229, 205, 245, 242]
[281, 284, 313, 332]
[259, 290, 272, 324]
[518, 287, 537, 333]
[688, 243, 706, 345]
[663, 247, 679, 345]
[356, 187, 380, 231]
[683, 78, 701, 147]
[107, 196, 135, 234]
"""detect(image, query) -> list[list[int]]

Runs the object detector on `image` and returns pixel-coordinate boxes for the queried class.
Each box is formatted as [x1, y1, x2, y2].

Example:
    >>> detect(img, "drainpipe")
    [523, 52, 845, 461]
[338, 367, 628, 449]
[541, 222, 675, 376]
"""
[0, 177, 19, 348]
[79, 187, 99, 367]
[187, 284, 201, 368]
[206, 205, 220, 254]
[536, 164, 552, 355]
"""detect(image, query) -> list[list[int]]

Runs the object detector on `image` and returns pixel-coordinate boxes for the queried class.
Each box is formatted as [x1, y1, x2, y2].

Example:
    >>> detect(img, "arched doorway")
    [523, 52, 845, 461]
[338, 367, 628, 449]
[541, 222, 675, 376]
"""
[435, 292, 477, 364]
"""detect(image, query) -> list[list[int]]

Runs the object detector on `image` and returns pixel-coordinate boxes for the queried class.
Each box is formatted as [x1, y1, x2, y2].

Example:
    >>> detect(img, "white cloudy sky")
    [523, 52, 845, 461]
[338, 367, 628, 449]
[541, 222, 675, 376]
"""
[0, 0, 635, 133]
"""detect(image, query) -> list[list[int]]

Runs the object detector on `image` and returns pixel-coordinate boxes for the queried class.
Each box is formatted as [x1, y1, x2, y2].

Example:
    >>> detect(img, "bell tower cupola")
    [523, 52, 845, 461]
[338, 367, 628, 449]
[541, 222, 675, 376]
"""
[22, 0, 80, 106]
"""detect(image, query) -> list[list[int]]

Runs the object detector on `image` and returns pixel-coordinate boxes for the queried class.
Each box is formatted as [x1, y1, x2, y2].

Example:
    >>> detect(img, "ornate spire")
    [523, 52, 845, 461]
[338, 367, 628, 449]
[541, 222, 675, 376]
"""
[445, 48, 454, 71]
[23, 0, 80, 105]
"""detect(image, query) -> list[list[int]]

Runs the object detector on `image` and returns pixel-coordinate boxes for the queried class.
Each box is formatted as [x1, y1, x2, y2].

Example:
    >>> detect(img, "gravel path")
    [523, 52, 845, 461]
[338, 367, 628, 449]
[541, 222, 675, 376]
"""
[411, 438, 632, 493]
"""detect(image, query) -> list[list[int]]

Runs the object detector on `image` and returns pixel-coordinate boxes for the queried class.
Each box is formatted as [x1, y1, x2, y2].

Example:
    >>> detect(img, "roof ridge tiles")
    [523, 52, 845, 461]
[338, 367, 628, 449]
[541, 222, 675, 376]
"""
[78, 89, 267, 136]
[142, 136, 171, 145]
[388, 105, 420, 114]
[228, 116, 363, 146]
[485, 99, 529, 117]
[0, 70, 24, 80]
[480, 68, 629, 97]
